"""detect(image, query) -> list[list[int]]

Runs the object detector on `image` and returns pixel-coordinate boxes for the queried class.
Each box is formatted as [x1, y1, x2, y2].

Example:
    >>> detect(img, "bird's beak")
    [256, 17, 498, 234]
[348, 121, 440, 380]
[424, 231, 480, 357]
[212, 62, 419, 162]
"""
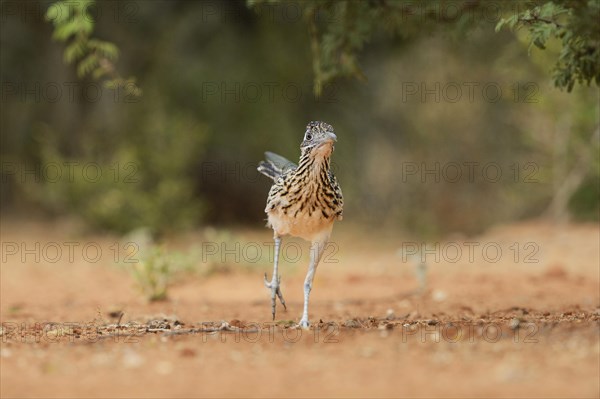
[313, 131, 337, 151]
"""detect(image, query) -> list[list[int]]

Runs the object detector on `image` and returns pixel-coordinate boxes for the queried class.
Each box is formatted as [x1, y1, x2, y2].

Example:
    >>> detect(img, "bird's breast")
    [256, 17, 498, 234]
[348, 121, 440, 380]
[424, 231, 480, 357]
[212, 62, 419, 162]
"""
[267, 207, 335, 242]
[266, 180, 339, 240]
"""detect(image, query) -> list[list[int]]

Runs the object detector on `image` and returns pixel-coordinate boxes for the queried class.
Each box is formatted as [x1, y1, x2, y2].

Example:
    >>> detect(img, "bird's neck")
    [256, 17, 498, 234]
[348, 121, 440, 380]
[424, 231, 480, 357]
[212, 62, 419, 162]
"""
[297, 146, 332, 179]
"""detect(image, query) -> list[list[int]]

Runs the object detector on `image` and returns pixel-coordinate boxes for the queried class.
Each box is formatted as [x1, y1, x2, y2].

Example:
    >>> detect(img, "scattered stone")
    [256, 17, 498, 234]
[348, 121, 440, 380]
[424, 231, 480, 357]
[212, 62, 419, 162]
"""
[378, 322, 393, 331]
[229, 319, 245, 328]
[385, 309, 395, 320]
[180, 348, 196, 357]
[108, 310, 123, 319]
[344, 319, 361, 328]
[122, 350, 144, 369]
[432, 290, 447, 302]
[509, 318, 521, 330]
[544, 264, 568, 279]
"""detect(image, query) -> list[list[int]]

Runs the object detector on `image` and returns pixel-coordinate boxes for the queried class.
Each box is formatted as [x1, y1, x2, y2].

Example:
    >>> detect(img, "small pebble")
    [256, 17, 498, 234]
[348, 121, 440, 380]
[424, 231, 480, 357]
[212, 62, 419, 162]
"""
[386, 309, 395, 320]
[509, 318, 521, 330]
[122, 351, 144, 369]
[344, 320, 361, 328]
[432, 290, 447, 302]
[0, 349, 12, 358]
[180, 348, 196, 357]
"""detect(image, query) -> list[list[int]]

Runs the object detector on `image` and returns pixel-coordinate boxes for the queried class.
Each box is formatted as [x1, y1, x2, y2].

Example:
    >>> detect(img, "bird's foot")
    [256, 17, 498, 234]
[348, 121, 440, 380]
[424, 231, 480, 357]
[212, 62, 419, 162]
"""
[298, 317, 310, 329]
[263, 273, 286, 320]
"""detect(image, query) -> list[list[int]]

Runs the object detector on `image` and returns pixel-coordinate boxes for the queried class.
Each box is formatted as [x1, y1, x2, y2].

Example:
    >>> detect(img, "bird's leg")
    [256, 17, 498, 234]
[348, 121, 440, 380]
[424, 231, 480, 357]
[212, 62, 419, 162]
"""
[299, 239, 327, 329]
[264, 235, 286, 320]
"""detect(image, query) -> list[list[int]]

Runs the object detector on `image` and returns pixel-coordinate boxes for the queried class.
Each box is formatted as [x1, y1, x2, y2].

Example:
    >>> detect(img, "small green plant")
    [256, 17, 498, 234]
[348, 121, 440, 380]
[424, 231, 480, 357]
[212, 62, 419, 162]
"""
[128, 246, 197, 301]
[130, 247, 170, 301]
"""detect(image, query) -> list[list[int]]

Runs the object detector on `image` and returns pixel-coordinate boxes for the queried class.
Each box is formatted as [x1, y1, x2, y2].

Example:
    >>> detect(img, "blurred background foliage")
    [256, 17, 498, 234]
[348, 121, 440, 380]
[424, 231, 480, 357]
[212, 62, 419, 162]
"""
[1, 0, 599, 239]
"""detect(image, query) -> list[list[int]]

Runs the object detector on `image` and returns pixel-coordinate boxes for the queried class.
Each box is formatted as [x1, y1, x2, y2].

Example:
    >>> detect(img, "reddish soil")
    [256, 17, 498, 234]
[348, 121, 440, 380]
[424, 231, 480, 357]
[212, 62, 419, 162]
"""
[1, 218, 599, 398]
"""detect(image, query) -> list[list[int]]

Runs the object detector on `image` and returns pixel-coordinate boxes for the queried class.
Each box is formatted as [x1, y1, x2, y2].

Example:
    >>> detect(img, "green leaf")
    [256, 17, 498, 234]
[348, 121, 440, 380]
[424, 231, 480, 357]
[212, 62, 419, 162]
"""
[46, 2, 70, 25]
[533, 37, 547, 49]
[64, 41, 86, 63]
[77, 53, 99, 77]
[53, 20, 80, 41]
[495, 19, 506, 33]
[88, 40, 119, 60]
[79, 18, 94, 35]
[92, 67, 108, 80]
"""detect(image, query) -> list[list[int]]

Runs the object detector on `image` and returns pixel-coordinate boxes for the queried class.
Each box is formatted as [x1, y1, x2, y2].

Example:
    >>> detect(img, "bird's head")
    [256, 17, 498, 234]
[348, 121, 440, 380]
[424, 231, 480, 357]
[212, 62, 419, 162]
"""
[301, 121, 337, 156]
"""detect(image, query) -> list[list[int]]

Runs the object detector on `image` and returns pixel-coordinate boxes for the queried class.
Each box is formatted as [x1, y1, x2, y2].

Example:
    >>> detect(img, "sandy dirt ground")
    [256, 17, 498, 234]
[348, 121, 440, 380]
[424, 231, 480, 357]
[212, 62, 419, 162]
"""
[1, 218, 599, 398]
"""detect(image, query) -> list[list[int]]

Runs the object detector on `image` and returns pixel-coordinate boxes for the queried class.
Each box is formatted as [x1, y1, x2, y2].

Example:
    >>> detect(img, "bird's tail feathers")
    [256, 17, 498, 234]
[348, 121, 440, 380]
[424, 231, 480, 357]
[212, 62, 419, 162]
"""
[257, 160, 281, 181]
[257, 151, 297, 181]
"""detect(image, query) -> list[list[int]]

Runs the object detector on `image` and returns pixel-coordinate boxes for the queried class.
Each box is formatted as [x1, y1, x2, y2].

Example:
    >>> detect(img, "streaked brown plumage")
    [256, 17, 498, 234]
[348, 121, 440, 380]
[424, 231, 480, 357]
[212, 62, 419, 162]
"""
[257, 121, 343, 328]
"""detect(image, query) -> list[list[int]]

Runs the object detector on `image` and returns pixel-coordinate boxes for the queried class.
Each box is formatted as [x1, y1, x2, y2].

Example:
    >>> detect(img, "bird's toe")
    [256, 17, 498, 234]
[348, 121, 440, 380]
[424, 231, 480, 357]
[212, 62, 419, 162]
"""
[298, 319, 310, 329]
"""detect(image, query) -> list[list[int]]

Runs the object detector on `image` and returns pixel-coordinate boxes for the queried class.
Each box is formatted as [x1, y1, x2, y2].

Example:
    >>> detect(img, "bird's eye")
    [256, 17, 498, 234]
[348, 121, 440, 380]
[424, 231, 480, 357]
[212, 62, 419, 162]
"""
[305, 133, 313, 141]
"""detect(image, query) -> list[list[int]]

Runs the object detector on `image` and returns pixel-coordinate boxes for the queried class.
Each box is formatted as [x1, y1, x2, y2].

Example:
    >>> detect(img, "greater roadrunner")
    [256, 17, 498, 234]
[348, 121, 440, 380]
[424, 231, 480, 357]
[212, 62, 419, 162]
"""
[257, 121, 343, 328]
